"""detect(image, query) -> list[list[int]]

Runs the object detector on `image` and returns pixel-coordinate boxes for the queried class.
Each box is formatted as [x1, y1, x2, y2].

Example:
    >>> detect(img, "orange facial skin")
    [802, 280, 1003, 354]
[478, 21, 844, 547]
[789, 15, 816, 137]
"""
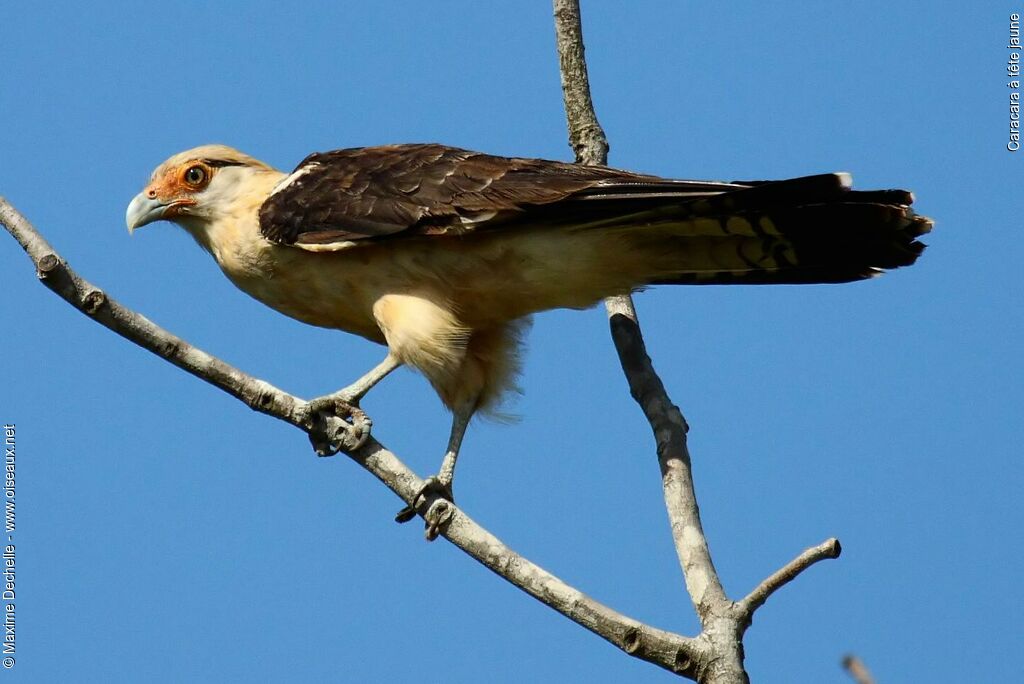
[143, 162, 215, 216]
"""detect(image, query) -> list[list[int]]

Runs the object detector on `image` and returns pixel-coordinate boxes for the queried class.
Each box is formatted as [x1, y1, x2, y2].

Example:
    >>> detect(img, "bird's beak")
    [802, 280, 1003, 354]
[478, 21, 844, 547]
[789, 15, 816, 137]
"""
[125, 192, 170, 234]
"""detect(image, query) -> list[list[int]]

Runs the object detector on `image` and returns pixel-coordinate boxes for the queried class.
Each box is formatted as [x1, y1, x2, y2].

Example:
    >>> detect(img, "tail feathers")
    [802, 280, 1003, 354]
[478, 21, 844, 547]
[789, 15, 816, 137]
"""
[634, 173, 933, 286]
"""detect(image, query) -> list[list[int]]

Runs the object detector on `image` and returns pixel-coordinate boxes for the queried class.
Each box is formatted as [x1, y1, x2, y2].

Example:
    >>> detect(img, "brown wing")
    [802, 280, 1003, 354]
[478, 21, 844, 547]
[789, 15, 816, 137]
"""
[258, 143, 744, 248]
[258, 144, 931, 284]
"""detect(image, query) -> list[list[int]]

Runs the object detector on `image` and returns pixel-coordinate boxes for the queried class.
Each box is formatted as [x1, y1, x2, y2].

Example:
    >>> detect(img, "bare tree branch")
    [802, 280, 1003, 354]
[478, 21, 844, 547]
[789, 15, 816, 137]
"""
[553, 2, 844, 682]
[0, 197, 314, 419]
[604, 298, 730, 619]
[553, 0, 728, 616]
[555, 0, 735, 653]
[735, 538, 842, 626]
[552, 0, 608, 166]
[0, 194, 706, 678]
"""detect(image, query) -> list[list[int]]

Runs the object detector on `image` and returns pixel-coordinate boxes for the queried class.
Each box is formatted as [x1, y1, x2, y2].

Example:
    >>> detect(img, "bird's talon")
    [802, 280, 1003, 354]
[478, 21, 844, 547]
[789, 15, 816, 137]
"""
[425, 520, 441, 541]
[394, 477, 455, 536]
[424, 500, 453, 541]
[393, 506, 417, 524]
[304, 397, 372, 455]
[306, 394, 359, 418]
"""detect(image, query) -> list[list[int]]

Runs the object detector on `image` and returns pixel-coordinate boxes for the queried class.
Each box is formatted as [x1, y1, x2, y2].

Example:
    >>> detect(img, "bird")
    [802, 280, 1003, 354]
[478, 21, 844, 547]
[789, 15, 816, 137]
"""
[126, 143, 931, 531]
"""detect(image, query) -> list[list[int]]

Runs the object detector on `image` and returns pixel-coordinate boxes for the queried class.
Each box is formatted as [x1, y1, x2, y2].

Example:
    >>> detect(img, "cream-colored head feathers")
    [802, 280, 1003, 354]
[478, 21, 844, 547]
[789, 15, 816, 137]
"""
[126, 145, 283, 234]
[148, 144, 276, 180]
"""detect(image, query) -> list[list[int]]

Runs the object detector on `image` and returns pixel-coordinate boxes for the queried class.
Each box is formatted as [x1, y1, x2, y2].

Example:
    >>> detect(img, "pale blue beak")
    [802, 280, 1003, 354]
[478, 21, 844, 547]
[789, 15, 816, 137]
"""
[125, 193, 170, 233]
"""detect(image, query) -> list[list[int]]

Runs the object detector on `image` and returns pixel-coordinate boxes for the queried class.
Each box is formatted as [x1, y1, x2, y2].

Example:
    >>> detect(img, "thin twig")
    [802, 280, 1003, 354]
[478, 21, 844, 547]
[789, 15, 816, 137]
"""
[841, 654, 877, 684]
[552, 0, 608, 165]
[735, 538, 842, 626]
[0, 195, 705, 678]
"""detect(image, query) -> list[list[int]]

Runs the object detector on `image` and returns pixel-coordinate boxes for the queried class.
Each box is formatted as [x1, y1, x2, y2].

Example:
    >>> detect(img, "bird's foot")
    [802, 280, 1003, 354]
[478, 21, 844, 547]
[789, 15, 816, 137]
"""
[302, 393, 372, 456]
[395, 476, 455, 541]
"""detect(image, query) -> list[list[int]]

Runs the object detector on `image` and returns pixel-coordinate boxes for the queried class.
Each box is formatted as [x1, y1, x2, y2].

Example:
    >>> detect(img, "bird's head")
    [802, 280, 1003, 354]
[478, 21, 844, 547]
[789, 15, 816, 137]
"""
[126, 145, 280, 234]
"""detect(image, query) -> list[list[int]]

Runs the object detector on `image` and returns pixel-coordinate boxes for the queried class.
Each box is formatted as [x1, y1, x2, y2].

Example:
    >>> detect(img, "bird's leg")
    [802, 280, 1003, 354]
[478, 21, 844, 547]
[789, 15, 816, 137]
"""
[395, 402, 474, 540]
[303, 353, 401, 455]
[310, 352, 402, 409]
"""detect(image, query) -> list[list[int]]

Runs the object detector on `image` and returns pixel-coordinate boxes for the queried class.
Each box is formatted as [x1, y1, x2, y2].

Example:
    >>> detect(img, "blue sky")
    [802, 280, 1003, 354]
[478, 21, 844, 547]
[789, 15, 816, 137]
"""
[1, 2, 1020, 682]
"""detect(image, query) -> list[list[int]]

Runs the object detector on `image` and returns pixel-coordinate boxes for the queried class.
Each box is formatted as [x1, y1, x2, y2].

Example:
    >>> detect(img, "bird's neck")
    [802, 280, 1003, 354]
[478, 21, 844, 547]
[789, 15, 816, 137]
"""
[181, 170, 286, 264]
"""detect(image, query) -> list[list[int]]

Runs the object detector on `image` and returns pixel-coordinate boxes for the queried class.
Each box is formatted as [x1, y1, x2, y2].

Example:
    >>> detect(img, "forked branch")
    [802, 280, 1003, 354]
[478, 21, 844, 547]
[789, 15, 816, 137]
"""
[553, 1, 842, 681]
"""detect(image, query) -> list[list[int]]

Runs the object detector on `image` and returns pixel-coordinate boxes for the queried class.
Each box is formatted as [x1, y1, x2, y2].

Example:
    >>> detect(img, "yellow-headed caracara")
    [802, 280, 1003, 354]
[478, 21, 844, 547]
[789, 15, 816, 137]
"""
[126, 143, 931, 522]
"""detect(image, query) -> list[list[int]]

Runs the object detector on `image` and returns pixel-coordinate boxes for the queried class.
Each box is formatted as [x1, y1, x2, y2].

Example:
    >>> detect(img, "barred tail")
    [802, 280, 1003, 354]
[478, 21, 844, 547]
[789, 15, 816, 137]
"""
[615, 173, 933, 286]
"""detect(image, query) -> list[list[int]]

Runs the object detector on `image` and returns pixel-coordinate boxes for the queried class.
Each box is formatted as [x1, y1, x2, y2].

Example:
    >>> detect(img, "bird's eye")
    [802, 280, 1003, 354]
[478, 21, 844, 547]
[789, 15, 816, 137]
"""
[184, 165, 207, 186]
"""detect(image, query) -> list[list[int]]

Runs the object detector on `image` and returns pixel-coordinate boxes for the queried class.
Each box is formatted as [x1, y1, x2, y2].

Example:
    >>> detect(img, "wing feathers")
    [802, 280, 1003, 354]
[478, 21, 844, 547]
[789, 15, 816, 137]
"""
[257, 144, 930, 284]
[259, 144, 660, 247]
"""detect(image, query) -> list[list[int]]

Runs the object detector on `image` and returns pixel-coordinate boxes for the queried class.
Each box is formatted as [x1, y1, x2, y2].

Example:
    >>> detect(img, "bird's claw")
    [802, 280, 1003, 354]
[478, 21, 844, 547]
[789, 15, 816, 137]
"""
[303, 395, 372, 456]
[395, 476, 455, 541]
